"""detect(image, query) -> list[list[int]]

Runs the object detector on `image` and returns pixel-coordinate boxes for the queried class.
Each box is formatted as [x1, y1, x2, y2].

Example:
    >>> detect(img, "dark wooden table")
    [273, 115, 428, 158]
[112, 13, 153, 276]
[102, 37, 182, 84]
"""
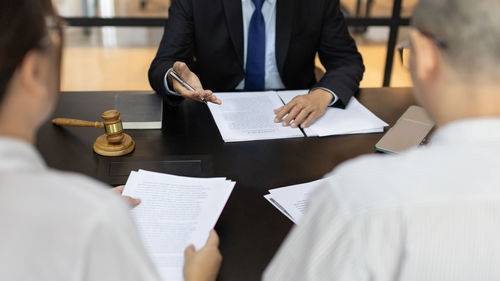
[36, 87, 415, 281]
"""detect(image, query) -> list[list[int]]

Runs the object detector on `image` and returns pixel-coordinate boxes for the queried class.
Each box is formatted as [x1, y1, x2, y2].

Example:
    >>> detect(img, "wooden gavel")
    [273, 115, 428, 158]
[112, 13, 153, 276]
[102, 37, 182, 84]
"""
[52, 110, 135, 157]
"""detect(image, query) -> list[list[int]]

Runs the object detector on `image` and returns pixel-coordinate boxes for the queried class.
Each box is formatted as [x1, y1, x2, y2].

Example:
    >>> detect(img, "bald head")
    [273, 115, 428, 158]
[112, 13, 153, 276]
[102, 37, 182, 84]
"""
[412, 0, 500, 81]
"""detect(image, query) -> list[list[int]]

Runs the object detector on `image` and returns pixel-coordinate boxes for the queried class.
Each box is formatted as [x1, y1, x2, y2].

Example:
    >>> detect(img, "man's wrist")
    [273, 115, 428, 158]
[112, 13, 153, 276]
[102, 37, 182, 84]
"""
[310, 87, 338, 106]
[309, 88, 334, 105]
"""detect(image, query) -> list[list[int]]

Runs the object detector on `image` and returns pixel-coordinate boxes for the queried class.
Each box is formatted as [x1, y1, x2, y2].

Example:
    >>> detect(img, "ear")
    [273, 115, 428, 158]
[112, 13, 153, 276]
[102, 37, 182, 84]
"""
[410, 30, 441, 85]
[16, 50, 50, 102]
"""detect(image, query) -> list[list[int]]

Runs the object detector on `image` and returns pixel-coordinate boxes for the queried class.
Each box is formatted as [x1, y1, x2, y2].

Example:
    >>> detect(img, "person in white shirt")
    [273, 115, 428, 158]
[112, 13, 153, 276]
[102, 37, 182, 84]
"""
[0, 1, 220, 280]
[263, 0, 500, 280]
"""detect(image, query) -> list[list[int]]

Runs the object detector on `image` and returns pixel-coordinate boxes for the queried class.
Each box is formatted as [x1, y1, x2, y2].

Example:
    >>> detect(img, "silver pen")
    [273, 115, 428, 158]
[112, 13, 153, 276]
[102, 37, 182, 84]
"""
[169, 70, 207, 104]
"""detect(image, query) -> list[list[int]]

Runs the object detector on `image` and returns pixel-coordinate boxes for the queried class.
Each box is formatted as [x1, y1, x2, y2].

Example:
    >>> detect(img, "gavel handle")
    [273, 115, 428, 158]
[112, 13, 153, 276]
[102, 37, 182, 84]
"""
[52, 118, 104, 129]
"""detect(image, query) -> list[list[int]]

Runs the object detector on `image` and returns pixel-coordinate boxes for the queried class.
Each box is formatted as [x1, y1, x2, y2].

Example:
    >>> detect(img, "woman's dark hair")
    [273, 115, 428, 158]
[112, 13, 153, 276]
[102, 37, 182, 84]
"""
[0, 0, 59, 104]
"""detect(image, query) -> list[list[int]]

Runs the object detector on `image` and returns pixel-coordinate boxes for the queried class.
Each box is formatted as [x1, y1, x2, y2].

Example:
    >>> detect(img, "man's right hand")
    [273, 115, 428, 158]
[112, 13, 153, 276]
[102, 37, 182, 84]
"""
[183, 230, 222, 281]
[168, 62, 221, 104]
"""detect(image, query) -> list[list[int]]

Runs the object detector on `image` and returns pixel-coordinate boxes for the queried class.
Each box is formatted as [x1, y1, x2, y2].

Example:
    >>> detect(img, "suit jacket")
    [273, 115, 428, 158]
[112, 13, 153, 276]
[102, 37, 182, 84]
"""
[148, 0, 365, 107]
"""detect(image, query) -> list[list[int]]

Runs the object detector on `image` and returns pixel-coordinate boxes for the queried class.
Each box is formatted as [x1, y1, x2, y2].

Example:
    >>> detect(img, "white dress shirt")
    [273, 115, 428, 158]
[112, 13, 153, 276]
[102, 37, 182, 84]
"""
[164, 0, 338, 105]
[0, 137, 160, 281]
[264, 118, 500, 281]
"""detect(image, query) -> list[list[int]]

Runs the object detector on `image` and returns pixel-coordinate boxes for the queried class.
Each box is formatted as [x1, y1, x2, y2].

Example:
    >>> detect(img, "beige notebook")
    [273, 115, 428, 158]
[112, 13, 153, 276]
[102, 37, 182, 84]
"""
[375, 105, 435, 153]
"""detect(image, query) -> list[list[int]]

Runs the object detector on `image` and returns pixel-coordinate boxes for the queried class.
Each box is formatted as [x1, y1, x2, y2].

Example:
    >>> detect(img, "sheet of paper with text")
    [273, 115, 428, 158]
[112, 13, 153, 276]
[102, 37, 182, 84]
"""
[207, 91, 304, 142]
[123, 170, 235, 281]
[265, 178, 329, 224]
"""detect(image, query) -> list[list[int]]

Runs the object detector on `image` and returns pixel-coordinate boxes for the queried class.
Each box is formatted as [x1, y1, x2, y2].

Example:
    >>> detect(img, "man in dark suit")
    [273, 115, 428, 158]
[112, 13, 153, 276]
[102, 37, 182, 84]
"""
[149, 0, 364, 129]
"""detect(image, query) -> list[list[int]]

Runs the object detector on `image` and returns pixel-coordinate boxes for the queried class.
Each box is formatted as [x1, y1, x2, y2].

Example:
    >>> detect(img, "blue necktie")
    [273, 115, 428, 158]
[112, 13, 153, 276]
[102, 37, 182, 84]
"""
[245, 0, 266, 91]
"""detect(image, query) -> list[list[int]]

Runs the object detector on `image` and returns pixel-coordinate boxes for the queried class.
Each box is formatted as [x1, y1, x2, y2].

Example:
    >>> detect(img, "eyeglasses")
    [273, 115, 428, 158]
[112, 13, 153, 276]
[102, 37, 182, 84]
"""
[397, 30, 448, 70]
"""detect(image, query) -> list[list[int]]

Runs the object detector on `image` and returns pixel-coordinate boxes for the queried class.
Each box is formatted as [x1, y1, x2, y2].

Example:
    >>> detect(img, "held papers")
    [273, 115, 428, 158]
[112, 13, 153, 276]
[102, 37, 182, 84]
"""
[208, 90, 388, 142]
[122, 170, 235, 281]
[265, 178, 328, 224]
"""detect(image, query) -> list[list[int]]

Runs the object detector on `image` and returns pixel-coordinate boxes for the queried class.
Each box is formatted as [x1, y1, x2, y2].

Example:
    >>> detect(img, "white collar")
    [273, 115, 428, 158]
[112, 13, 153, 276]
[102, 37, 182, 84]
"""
[431, 118, 500, 145]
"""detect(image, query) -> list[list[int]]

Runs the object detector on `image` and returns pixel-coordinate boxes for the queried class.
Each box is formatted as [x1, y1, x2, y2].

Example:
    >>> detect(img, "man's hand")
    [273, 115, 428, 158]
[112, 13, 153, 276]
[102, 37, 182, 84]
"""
[111, 185, 141, 207]
[168, 62, 222, 105]
[274, 89, 333, 128]
[183, 230, 222, 281]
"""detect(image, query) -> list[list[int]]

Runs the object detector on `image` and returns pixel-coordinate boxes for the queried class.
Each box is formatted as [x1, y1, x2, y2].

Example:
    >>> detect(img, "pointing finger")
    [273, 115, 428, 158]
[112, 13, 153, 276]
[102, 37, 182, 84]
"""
[206, 94, 222, 105]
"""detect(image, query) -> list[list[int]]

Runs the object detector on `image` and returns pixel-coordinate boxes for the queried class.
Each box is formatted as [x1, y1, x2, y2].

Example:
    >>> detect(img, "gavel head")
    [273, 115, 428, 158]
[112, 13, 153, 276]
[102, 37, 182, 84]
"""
[93, 109, 135, 157]
[101, 110, 124, 144]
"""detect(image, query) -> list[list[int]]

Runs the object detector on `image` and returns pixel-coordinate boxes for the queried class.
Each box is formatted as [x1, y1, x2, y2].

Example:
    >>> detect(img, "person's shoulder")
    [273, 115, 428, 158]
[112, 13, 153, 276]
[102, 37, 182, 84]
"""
[1, 168, 132, 242]
[326, 148, 415, 183]
[37, 169, 128, 217]
[322, 147, 433, 214]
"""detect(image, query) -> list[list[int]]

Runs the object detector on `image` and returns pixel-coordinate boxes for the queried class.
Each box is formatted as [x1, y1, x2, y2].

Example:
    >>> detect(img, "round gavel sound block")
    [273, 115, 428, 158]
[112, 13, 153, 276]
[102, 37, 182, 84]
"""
[93, 110, 135, 157]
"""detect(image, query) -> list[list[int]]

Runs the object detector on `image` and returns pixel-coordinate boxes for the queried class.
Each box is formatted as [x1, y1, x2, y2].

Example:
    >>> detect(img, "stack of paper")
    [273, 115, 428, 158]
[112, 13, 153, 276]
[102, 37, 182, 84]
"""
[264, 178, 328, 224]
[277, 90, 389, 136]
[207, 90, 388, 142]
[122, 170, 236, 281]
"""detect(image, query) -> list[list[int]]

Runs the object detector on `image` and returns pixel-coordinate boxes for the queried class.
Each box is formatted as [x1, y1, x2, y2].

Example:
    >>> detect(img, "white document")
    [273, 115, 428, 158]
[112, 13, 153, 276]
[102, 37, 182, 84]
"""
[207, 91, 305, 142]
[265, 178, 328, 224]
[277, 90, 389, 137]
[208, 90, 388, 141]
[264, 194, 297, 224]
[122, 170, 235, 281]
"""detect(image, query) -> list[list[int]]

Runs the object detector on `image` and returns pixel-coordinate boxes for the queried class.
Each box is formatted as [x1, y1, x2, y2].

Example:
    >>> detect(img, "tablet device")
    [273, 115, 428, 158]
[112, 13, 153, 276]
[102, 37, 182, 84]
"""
[375, 105, 434, 153]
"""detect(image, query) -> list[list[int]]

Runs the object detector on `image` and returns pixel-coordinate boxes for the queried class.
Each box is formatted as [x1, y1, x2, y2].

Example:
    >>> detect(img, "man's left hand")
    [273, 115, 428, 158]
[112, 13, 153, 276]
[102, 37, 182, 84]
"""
[274, 89, 333, 128]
